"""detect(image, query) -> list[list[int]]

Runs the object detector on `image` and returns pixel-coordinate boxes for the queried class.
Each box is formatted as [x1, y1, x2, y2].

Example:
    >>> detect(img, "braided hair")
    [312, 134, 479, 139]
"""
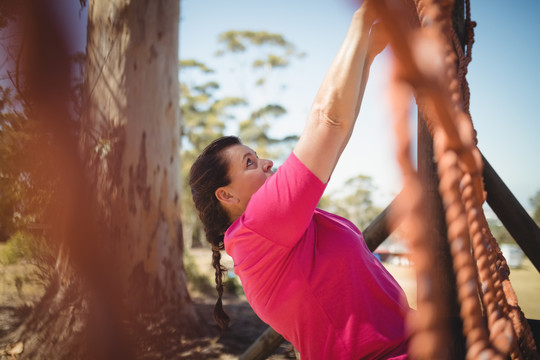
[189, 136, 241, 331]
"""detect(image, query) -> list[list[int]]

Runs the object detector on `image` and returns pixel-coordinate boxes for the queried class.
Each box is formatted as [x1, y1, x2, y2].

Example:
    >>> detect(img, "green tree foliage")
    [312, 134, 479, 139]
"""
[485, 189, 540, 245]
[216, 30, 303, 71]
[239, 104, 297, 160]
[0, 86, 56, 244]
[0, 56, 84, 243]
[0, 95, 61, 282]
[215, 30, 303, 159]
[180, 59, 246, 247]
[180, 30, 382, 246]
[529, 190, 540, 225]
[487, 218, 514, 244]
[0, 87, 26, 241]
[1, 17, 29, 242]
[0, 0, 84, 251]
[180, 30, 304, 248]
[319, 175, 382, 230]
[180, 59, 246, 153]
[0, 2, 23, 241]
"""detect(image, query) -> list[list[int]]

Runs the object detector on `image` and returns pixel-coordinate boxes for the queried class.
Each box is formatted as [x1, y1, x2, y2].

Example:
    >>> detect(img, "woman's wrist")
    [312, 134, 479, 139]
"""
[366, 22, 388, 63]
[352, 2, 377, 32]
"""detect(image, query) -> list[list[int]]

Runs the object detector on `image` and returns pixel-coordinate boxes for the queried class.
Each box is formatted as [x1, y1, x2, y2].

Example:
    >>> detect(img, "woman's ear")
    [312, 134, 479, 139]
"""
[215, 187, 238, 205]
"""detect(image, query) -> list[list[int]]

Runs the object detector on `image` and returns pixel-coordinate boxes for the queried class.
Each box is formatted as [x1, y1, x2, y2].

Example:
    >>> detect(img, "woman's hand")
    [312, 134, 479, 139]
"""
[353, 0, 379, 29]
[356, 0, 388, 62]
[368, 21, 389, 61]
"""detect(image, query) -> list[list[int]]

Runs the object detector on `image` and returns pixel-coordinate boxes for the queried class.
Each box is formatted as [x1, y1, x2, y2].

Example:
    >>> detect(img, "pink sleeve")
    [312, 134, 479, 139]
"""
[241, 152, 326, 247]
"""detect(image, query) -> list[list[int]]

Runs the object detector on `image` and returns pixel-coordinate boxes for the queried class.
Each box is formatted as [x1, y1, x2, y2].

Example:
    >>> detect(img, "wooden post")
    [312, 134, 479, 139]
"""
[363, 193, 402, 251]
[482, 155, 540, 273]
[238, 327, 285, 360]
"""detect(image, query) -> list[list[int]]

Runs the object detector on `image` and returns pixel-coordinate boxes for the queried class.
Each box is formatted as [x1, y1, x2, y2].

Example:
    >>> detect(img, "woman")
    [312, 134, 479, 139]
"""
[189, 2, 409, 359]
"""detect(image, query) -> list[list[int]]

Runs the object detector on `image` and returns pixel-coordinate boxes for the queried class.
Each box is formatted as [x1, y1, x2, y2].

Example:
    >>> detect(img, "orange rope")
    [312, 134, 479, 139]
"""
[389, 67, 448, 359]
[371, 0, 539, 358]
[433, 131, 502, 359]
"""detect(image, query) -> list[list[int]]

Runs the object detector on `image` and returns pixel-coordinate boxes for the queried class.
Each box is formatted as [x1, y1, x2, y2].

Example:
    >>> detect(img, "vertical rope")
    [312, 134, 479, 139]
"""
[389, 67, 448, 360]
[433, 132, 505, 359]
[372, 0, 539, 358]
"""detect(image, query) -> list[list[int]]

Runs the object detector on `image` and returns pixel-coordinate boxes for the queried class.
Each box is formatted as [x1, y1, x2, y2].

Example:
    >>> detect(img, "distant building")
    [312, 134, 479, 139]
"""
[374, 236, 411, 266]
[500, 243, 524, 268]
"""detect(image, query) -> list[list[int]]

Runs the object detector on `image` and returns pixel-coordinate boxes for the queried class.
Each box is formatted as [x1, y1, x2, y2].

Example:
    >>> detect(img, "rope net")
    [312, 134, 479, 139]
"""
[371, 0, 539, 358]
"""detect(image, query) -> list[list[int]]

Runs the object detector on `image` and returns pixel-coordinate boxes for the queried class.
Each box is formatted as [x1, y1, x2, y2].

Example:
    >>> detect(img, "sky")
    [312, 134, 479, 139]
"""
[179, 0, 540, 213]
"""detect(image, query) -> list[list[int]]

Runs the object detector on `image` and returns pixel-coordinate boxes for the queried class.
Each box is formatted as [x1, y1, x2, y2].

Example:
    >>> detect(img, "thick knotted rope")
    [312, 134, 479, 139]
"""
[372, 0, 539, 358]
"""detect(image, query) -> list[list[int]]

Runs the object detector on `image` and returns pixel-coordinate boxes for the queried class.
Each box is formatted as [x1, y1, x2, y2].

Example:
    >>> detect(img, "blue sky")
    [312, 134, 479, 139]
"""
[179, 0, 540, 212]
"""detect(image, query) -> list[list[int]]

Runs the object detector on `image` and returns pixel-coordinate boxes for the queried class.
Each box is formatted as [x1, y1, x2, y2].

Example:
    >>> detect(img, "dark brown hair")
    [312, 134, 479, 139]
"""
[188, 136, 241, 331]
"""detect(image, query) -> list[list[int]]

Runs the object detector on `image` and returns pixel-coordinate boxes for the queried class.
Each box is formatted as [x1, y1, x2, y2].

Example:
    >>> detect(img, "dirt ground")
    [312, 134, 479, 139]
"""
[186, 248, 297, 359]
[0, 249, 294, 360]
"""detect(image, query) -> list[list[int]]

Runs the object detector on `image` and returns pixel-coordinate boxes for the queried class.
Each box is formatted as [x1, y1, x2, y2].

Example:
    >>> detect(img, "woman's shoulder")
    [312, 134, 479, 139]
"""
[314, 208, 363, 236]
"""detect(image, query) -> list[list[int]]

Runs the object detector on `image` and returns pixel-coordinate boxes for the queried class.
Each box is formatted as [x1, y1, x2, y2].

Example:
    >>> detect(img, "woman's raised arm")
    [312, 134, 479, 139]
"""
[294, 2, 385, 183]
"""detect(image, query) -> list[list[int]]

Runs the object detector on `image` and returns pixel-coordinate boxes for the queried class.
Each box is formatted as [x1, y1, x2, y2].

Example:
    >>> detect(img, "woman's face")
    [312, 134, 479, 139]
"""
[217, 144, 274, 220]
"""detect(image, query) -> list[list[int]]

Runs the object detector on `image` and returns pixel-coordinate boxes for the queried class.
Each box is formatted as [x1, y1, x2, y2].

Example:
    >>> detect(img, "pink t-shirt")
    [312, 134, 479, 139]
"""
[225, 153, 409, 359]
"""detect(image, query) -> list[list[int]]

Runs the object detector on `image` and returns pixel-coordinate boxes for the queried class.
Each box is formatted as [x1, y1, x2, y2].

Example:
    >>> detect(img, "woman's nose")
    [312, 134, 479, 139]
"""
[263, 159, 273, 172]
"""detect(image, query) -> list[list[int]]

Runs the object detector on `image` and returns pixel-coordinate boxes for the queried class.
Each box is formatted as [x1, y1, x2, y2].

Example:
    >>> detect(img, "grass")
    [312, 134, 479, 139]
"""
[385, 257, 540, 320]
[508, 258, 540, 319]
[0, 244, 46, 307]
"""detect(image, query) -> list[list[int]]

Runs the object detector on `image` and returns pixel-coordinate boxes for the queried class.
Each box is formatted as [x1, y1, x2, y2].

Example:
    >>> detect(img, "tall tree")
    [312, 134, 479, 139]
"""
[319, 175, 382, 231]
[214, 30, 302, 160]
[179, 59, 245, 248]
[2, 2, 131, 358]
[0, 87, 24, 242]
[82, 0, 196, 319]
[3, 1, 201, 358]
[0, 2, 29, 243]
[179, 31, 303, 249]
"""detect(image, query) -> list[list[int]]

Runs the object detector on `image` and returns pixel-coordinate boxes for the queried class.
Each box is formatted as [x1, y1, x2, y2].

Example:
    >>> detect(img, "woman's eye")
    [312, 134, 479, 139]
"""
[246, 158, 253, 167]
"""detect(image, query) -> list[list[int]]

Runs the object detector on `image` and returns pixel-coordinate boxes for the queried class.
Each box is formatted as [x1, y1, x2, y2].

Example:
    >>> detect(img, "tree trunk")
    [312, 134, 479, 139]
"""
[1, 0, 205, 358]
[82, 0, 196, 317]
